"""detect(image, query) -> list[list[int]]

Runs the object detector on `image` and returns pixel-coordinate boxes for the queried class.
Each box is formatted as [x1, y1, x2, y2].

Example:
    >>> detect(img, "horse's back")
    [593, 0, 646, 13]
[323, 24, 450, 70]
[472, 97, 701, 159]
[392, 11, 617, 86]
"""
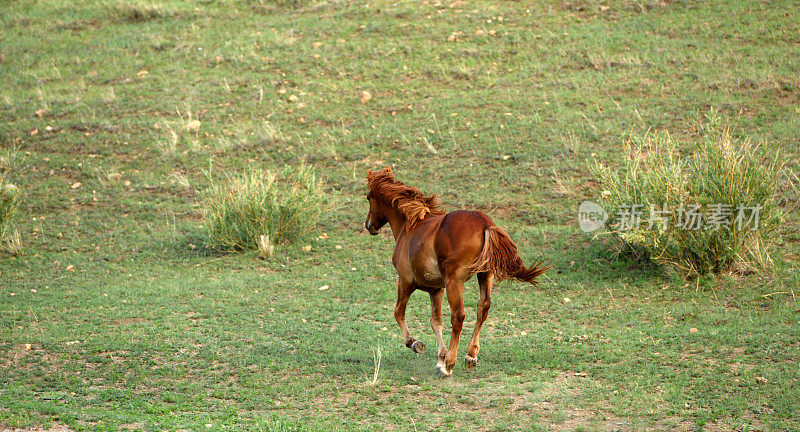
[401, 210, 492, 287]
[434, 210, 493, 277]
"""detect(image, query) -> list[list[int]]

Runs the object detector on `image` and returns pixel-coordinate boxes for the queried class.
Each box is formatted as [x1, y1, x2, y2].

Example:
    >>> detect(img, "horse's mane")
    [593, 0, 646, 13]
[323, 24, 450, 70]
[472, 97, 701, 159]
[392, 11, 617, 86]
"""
[366, 167, 445, 231]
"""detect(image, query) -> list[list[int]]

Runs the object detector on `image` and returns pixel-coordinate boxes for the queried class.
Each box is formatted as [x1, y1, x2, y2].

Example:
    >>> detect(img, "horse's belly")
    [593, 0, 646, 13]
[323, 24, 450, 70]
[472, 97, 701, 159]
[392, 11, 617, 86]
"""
[412, 255, 445, 288]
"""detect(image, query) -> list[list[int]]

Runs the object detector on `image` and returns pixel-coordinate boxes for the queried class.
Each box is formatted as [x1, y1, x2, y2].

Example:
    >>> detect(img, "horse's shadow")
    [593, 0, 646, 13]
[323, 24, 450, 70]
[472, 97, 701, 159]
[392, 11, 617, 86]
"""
[544, 232, 671, 286]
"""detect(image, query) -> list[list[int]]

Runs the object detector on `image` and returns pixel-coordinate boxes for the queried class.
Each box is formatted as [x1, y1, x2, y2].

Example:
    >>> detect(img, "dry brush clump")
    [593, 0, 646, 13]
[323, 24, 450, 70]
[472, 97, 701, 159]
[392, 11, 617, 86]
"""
[0, 182, 19, 237]
[590, 112, 784, 277]
[0, 175, 21, 255]
[202, 164, 323, 252]
[109, 1, 175, 21]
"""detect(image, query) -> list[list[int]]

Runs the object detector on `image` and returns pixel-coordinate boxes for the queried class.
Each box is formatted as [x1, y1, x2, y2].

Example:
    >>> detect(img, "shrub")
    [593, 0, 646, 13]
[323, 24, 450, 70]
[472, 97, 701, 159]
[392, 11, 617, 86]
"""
[0, 182, 19, 237]
[0, 179, 20, 254]
[110, 2, 174, 22]
[1, 148, 22, 254]
[590, 112, 783, 276]
[203, 164, 323, 252]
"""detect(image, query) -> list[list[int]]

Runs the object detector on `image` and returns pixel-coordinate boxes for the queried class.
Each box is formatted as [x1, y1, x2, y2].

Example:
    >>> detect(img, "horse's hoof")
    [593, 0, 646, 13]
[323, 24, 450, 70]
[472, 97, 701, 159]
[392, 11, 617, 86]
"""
[411, 340, 426, 354]
[436, 364, 452, 378]
[465, 356, 477, 370]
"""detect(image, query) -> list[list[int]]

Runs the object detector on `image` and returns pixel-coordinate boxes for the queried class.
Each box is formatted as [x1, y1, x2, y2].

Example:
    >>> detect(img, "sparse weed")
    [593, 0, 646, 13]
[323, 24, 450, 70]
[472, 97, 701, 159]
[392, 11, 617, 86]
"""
[155, 123, 181, 157]
[370, 345, 382, 386]
[3, 229, 22, 255]
[168, 171, 193, 191]
[0, 147, 22, 173]
[155, 109, 205, 157]
[222, 121, 289, 152]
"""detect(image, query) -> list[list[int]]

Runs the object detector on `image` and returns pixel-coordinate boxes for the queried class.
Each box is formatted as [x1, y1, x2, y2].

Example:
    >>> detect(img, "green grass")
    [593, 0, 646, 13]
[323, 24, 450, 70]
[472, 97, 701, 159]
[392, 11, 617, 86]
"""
[1, 0, 799, 431]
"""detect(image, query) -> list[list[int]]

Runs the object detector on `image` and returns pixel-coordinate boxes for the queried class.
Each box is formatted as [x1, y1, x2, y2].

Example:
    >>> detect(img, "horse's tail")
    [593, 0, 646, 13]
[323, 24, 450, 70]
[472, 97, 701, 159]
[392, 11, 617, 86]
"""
[470, 226, 550, 285]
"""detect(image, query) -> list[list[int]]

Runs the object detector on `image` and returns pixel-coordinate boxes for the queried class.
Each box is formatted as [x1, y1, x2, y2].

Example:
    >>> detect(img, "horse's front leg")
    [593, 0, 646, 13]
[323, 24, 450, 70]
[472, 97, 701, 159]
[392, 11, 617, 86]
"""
[440, 276, 466, 377]
[395, 279, 425, 354]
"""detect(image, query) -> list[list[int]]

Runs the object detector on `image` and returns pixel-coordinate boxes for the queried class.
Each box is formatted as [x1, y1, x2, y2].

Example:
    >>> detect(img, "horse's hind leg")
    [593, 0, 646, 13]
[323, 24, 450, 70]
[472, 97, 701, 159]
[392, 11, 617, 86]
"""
[441, 276, 466, 377]
[429, 289, 446, 373]
[395, 279, 425, 354]
[466, 272, 493, 371]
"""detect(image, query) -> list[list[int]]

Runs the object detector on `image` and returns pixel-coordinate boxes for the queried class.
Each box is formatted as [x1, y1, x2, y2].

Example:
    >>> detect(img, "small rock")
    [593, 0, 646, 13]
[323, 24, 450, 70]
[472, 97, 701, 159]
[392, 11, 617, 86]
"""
[319, 285, 329, 291]
[71, 182, 82, 189]
[360, 90, 372, 104]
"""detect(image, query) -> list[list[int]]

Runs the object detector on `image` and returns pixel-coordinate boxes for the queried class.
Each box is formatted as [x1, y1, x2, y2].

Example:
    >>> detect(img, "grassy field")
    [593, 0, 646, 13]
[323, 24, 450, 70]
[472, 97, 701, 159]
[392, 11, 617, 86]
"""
[1, 0, 799, 430]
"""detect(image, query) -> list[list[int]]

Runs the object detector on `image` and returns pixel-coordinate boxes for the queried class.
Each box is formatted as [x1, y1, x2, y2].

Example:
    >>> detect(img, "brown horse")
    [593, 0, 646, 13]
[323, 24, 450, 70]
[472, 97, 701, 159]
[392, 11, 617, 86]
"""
[364, 167, 549, 377]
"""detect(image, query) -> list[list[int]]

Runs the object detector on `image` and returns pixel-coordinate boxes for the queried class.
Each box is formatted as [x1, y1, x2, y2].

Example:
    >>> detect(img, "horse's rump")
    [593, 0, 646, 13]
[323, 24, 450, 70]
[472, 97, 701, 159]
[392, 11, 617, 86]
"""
[470, 225, 549, 284]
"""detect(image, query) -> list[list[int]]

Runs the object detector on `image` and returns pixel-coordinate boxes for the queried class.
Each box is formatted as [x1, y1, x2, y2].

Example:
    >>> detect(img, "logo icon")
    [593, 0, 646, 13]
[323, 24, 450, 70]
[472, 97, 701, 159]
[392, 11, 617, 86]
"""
[578, 201, 608, 233]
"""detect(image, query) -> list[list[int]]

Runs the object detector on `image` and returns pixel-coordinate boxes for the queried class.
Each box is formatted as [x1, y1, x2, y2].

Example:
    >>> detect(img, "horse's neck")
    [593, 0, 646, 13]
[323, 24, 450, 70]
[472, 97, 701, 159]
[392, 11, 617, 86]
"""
[385, 208, 407, 241]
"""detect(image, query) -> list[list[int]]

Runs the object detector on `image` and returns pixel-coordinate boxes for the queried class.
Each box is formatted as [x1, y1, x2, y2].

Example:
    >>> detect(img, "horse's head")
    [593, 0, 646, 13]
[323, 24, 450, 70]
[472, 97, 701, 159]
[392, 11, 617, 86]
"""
[365, 168, 394, 235]
[365, 189, 388, 235]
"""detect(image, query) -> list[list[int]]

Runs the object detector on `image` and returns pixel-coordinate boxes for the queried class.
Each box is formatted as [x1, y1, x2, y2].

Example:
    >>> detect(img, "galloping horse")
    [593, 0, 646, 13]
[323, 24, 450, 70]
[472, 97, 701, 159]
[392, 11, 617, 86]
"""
[364, 167, 549, 377]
